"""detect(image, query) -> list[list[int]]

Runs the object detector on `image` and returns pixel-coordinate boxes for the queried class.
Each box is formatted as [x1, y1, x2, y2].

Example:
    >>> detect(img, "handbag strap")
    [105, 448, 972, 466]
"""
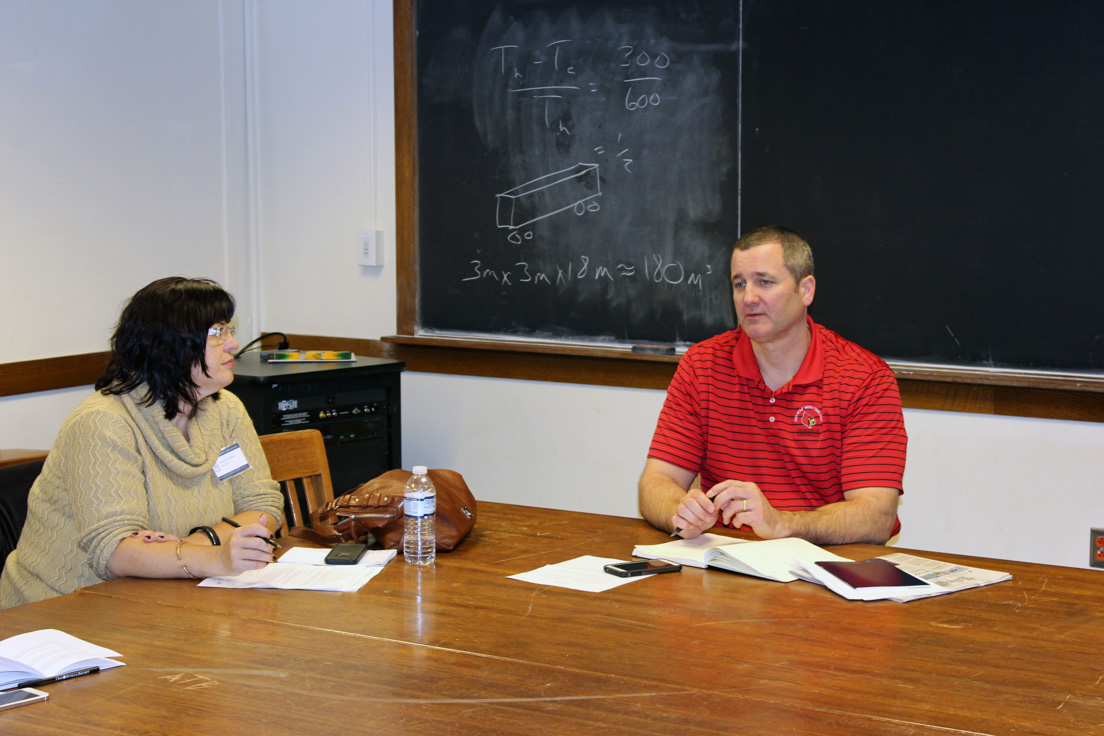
[290, 489, 404, 546]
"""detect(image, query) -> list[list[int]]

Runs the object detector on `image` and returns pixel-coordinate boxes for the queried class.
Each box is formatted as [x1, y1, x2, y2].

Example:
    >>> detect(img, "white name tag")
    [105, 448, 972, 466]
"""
[213, 443, 250, 481]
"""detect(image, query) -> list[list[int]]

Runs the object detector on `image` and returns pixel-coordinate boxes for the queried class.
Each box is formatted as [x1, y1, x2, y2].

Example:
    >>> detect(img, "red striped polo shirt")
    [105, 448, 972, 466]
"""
[648, 317, 907, 533]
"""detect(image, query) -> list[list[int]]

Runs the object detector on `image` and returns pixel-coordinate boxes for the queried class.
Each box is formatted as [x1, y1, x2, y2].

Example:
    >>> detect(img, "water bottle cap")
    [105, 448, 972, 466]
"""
[412, 465, 428, 475]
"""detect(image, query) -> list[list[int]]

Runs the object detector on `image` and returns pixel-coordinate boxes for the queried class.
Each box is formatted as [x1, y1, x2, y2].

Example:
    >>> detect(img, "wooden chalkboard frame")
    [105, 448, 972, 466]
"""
[388, 0, 1104, 396]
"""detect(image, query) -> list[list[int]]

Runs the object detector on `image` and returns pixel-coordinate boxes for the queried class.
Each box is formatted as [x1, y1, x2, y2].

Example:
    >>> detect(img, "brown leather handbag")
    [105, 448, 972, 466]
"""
[290, 468, 477, 551]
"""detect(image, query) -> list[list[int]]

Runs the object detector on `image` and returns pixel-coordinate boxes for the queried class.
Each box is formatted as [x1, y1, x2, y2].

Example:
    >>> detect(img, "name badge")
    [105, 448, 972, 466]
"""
[213, 443, 250, 481]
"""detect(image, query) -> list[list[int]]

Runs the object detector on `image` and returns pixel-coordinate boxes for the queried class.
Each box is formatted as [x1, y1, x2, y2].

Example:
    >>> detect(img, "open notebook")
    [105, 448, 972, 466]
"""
[633, 533, 848, 582]
[0, 629, 124, 689]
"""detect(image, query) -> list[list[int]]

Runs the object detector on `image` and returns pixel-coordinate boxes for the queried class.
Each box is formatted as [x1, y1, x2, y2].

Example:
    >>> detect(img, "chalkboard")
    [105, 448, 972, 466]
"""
[410, 0, 1104, 375]
[416, 0, 740, 347]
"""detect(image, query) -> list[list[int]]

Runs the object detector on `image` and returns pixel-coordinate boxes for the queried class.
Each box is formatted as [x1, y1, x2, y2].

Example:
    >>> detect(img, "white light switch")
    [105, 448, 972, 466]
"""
[358, 230, 383, 267]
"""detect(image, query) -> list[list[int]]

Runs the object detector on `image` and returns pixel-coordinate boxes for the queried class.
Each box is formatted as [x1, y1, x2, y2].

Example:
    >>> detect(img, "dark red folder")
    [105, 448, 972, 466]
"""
[815, 558, 928, 589]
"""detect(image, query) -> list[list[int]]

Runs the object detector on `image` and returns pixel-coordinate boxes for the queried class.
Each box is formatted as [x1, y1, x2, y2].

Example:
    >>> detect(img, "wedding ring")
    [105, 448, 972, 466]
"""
[742, 499, 748, 513]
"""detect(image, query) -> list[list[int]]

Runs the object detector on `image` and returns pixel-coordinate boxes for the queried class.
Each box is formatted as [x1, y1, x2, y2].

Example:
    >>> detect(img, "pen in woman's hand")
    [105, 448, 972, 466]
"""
[221, 517, 280, 548]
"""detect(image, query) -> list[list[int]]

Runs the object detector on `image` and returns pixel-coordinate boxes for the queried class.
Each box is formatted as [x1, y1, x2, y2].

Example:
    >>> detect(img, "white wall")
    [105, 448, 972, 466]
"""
[0, 0, 255, 359]
[0, 0, 253, 445]
[253, 0, 396, 339]
[899, 409, 1104, 565]
[2, 1, 1101, 570]
[400, 373, 667, 518]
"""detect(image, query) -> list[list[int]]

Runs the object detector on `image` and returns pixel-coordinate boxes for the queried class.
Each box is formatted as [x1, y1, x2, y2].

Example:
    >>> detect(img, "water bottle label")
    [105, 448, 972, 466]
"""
[405, 493, 436, 518]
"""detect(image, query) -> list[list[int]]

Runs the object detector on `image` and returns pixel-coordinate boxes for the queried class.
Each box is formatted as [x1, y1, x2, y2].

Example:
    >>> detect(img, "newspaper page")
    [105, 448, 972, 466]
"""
[879, 552, 1011, 602]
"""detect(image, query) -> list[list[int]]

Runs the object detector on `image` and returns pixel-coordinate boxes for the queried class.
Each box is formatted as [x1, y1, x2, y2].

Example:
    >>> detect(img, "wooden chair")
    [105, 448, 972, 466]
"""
[0, 449, 49, 469]
[258, 430, 335, 534]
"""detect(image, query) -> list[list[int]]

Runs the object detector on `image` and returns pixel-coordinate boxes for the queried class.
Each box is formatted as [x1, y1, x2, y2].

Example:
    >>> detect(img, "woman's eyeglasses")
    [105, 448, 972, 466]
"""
[207, 324, 236, 343]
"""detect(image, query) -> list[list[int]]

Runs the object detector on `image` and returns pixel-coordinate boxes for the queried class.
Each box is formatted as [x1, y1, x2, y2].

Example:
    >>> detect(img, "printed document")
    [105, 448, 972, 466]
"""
[508, 556, 645, 592]
[198, 563, 384, 592]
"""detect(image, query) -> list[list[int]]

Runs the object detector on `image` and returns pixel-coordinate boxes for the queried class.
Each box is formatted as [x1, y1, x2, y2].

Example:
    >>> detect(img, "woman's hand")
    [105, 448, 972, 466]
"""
[212, 513, 276, 576]
[108, 515, 277, 580]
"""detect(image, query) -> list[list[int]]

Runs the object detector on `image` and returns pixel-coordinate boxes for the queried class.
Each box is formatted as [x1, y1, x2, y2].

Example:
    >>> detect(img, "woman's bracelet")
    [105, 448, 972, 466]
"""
[175, 540, 198, 580]
[188, 525, 220, 546]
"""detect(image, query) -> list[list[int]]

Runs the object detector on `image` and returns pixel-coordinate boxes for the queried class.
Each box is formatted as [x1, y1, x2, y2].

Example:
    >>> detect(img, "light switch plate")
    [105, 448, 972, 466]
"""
[358, 230, 382, 267]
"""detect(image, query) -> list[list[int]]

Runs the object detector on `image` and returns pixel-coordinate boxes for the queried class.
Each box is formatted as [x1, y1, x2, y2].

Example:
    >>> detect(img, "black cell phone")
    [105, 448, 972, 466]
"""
[603, 559, 683, 577]
[324, 543, 368, 565]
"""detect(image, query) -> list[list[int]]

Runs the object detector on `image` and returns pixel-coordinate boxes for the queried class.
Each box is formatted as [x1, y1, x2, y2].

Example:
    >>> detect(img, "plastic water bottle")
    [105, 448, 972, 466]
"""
[403, 466, 436, 565]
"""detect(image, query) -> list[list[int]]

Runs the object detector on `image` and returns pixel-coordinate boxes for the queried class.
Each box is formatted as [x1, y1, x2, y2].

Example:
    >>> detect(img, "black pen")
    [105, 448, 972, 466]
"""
[221, 517, 280, 549]
[17, 665, 99, 689]
[670, 527, 682, 537]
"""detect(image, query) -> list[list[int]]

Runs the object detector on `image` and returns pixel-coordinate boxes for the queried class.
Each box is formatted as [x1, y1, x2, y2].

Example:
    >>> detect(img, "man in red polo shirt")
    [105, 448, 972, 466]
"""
[639, 226, 907, 544]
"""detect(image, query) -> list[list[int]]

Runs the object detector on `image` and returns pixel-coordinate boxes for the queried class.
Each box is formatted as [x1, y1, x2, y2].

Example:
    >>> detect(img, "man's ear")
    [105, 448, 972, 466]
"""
[800, 275, 816, 307]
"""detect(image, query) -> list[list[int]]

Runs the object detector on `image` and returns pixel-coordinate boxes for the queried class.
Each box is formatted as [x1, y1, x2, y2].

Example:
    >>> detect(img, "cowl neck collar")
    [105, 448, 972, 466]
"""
[118, 386, 219, 479]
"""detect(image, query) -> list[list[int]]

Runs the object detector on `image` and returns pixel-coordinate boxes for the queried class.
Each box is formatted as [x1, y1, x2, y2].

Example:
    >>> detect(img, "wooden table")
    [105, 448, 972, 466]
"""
[1, 503, 1100, 735]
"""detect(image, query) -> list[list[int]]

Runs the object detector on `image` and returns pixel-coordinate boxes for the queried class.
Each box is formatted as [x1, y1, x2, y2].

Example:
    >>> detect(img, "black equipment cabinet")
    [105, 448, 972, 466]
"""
[229, 354, 404, 494]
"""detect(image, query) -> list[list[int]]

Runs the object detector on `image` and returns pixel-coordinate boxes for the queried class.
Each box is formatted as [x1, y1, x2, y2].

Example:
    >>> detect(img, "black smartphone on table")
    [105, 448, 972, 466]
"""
[603, 559, 682, 577]
[324, 543, 368, 565]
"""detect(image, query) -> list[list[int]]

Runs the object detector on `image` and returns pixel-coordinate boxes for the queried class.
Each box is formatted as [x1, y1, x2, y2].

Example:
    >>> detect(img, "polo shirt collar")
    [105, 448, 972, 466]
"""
[732, 315, 824, 392]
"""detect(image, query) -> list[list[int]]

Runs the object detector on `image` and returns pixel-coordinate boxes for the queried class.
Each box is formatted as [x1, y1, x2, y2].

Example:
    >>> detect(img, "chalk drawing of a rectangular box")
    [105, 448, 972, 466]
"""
[496, 163, 601, 229]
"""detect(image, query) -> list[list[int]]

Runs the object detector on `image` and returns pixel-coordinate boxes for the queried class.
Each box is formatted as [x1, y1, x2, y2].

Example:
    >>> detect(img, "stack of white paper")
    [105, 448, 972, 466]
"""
[198, 563, 384, 592]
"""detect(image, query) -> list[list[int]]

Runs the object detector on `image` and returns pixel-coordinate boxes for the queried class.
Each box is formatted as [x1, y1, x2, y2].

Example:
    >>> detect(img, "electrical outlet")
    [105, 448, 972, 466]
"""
[1091, 528, 1104, 569]
[358, 230, 383, 267]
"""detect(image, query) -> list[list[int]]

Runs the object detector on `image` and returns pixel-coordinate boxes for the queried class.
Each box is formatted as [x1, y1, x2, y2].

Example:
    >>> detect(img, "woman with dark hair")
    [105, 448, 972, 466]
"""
[0, 277, 284, 609]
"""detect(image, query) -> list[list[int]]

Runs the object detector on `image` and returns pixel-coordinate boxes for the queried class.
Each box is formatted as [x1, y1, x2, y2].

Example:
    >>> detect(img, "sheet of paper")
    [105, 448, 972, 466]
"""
[508, 556, 645, 592]
[277, 547, 397, 567]
[198, 563, 383, 592]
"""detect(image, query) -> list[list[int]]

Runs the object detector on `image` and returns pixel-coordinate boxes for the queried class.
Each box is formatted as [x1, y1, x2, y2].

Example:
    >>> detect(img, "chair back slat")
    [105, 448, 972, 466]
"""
[258, 430, 335, 535]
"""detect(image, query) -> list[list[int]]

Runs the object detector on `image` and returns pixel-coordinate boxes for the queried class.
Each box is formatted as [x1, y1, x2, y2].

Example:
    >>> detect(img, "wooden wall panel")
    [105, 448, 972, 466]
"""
[4, 337, 1099, 422]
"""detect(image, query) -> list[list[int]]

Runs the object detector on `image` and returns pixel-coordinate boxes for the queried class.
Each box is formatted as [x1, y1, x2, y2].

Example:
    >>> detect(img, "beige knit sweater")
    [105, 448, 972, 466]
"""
[0, 387, 284, 608]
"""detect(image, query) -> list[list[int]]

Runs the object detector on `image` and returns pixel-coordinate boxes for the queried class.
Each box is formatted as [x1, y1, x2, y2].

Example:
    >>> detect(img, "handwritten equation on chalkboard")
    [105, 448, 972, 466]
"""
[417, 3, 741, 344]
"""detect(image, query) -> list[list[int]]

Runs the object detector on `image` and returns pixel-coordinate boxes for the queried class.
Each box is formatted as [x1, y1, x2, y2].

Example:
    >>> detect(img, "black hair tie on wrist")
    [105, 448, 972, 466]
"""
[188, 525, 220, 546]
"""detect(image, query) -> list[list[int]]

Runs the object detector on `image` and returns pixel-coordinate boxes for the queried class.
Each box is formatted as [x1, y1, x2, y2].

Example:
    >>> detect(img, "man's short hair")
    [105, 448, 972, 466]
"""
[733, 225, 814, 285]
